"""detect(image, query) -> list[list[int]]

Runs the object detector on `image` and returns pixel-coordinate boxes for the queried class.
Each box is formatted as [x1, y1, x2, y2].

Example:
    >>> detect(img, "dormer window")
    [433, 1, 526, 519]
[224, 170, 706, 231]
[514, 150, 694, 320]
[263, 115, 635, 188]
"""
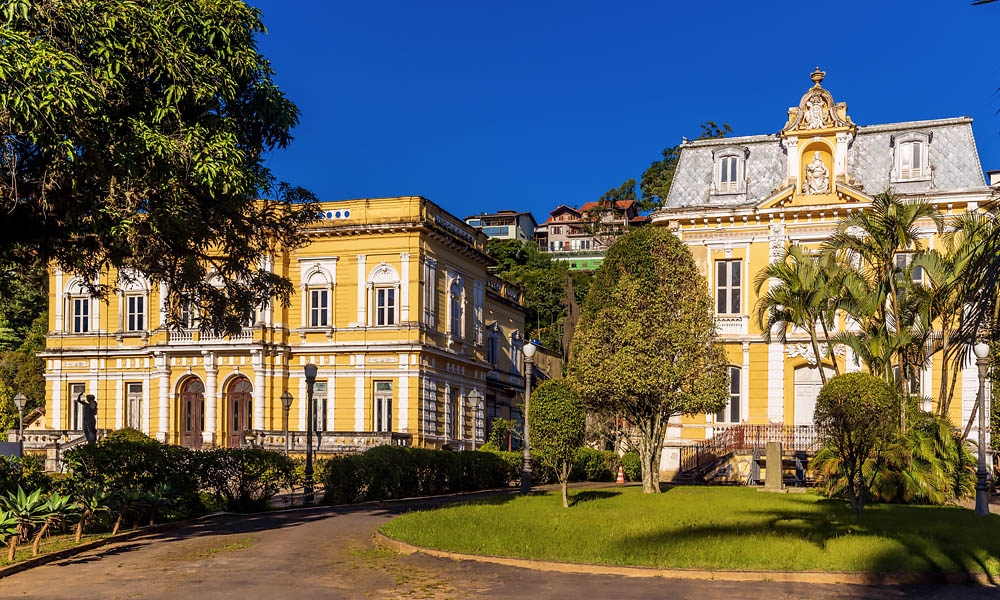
[894, 133, 930, 182]
[713, 148, 747, 195]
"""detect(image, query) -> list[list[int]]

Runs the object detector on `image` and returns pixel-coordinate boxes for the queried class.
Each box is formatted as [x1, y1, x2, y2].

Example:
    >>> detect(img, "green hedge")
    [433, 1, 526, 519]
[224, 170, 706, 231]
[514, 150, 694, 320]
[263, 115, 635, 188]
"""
[322, 446, 512, 504]
[198, 448, 296, 512]
[0, 453, 49, 496]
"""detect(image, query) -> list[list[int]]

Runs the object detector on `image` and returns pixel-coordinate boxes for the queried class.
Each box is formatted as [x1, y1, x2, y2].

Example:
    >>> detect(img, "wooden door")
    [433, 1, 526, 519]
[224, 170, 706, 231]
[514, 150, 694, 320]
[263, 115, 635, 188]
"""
[227, 378, 253, 448]
[180, 378, 205, 449]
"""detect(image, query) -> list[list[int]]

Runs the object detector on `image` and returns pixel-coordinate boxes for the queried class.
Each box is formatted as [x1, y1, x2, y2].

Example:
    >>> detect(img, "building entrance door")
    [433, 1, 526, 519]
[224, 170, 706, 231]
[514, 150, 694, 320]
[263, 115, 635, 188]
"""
[180, 378, 205, 449]
[793, 365, 834, 426]
[226, 378, 253, 448]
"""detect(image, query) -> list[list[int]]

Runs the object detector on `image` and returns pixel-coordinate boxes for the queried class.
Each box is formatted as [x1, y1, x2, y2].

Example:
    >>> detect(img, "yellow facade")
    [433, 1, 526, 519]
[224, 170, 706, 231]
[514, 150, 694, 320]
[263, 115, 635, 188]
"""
[653, 70, 995, 451]
[39, 196, 527, 452]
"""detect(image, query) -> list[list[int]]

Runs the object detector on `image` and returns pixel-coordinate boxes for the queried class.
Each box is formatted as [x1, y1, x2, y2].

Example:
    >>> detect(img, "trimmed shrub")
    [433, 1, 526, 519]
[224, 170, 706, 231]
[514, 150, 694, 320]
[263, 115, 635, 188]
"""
[620, 451, 641, 482]
[198, 448, 296, 512]
[322, 446, 512, 504]
[570, 447, 617, 482]
[62, 428, 202, 516]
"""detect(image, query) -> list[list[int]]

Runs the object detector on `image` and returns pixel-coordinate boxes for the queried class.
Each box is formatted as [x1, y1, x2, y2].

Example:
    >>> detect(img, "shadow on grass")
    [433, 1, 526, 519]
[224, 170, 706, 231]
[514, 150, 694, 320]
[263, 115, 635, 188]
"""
[611, 495, 1000, 582]
[570, 491, 621, 506]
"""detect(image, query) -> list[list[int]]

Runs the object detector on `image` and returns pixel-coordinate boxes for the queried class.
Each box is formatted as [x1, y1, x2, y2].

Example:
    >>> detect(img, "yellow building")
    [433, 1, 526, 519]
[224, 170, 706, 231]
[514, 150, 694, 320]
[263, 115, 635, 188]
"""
[652, 69, 995, 469]
[35, 196, 527, 453]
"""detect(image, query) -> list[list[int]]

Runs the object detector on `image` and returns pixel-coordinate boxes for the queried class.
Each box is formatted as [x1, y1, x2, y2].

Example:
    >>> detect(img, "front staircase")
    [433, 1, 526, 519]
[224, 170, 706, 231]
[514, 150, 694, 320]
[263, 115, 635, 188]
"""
[674, 424, 821, 486]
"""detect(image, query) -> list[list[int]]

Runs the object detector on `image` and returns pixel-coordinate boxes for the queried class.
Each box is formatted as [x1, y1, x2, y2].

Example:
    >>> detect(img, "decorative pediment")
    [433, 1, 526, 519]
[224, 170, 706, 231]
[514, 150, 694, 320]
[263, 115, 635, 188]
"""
[781, 68, 854, 135]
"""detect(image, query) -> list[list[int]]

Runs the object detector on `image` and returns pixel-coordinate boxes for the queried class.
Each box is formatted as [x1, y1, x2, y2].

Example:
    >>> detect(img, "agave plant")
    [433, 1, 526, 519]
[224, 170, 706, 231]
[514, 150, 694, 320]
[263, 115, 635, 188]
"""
[0, 487, 51, 561]
[31, 492, 78, 556]
[74, 487, 112, 542]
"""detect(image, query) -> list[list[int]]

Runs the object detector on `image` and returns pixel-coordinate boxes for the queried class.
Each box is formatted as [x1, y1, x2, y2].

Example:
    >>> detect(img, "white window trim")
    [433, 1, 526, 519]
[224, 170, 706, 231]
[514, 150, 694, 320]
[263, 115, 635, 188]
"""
[712, 147, 747, 195]
[892, 132, 931, 183]
[423, 257, 437, 328]
[716, 365, 742, 423]
[366, 262, 401, 328]
[715, 259, 743, 316]
[301, 264, 335, 330]
[447, 272, 466, 341]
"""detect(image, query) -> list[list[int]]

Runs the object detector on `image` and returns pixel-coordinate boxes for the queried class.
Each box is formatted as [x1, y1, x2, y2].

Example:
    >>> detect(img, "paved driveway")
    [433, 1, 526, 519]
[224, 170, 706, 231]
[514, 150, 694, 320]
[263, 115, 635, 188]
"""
[1, 493, 997, 600]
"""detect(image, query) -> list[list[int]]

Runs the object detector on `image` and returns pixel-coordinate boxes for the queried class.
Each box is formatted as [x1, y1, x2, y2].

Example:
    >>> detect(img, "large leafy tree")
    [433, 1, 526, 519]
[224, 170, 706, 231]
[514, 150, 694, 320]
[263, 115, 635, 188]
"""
[0, 0, 318, 334]
[569, 227, 728, 493]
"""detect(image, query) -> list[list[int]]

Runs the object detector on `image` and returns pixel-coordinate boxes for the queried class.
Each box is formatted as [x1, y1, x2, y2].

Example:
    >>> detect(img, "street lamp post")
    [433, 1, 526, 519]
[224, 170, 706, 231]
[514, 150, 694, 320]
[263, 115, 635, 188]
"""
[520, 343, 536, 496]
[280, 391, 293, 456]
[467, 389, 483, 451]
[12, 394, 26, 451]
[973, 342, 991, 516]
[304, 364, 318, 504]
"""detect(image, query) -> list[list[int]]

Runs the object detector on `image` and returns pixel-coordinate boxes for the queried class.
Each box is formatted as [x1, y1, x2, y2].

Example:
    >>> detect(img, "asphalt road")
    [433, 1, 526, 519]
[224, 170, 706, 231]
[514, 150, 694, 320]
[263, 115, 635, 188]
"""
[1, 492, 997, 600]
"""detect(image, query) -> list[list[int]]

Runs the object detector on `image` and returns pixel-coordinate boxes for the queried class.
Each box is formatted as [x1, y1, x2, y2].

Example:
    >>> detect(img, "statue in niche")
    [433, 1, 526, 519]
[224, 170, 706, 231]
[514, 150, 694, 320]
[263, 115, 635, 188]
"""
[806, 96, 825, 129]
[804, 151, 829, 194]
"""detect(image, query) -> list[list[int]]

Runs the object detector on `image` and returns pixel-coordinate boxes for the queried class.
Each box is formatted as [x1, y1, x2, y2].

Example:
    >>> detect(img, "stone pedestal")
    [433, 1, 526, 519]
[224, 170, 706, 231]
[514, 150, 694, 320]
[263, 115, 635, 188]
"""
[765, 441, 783, 490]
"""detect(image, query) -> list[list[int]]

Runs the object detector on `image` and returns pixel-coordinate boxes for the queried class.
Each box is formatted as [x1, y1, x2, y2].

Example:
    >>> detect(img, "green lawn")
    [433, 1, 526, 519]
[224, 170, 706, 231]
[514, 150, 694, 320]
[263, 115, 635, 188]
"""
[381, 486, 1000, 575]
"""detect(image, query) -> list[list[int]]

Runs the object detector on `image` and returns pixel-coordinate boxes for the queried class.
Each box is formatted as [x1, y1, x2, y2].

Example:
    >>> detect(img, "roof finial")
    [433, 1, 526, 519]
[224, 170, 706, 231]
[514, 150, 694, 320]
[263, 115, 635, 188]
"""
[810, 66, 826, 87]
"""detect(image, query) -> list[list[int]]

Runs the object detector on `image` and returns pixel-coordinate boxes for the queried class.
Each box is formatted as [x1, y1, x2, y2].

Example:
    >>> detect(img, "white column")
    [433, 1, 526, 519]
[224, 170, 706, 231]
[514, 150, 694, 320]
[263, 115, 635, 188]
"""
[962, 354, 979, 443]
[158, 282, 168, 327]
[398, 373, 409, 433]
[741, 342, 750, 422]
[52, 362, 62, 429]
[784, 137, 799, 185]
[835, 132, 853, 182]
[252, 350, 265, 430]
[204, 351, 217, 444]
[356, 255, 367, 325]
[156, 352, 170, 442]
[458, 387, 464, 443]
[767, 343, 784, 423]
[54, 268, 64, 333]
[326, 373, 336, 432]
[400, 252, 410, 322]
[297, 373, 307, 431]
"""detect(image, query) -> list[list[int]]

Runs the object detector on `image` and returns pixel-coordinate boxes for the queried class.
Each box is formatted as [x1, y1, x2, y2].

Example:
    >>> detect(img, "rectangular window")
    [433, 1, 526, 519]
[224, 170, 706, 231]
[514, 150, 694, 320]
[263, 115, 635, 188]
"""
[312, 382, 328, 432]
[376, 287, 396, 326]
[900, 141, 923, 179]
[72, 297, 89, 333]
[717, 366, 741, 423]
[718, 156, 739, 193]
[127, 383, 143, 430]
[69, 383, 86, 430]
[423, 261, 436, 327]
[126, 295, 145, 332]
[374, 381, 392, 432]
[716, 260, 741, 315]
[487, 334, 499, 366]
[310, 289, 329, 327]
[895, 253, 924, 285]
[423, 381, 437, 435]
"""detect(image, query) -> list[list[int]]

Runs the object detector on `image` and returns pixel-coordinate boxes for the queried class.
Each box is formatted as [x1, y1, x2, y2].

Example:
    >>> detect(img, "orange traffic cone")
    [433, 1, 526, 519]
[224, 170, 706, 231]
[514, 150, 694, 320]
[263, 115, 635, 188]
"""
[616, 465, 625, 484]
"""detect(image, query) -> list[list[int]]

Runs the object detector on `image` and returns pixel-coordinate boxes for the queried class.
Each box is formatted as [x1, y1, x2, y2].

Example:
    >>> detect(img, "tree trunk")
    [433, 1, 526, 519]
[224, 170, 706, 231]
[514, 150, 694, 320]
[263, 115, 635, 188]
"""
[962, 401, 978, 442]
[7, 536, 17, 561]
[112, 513, 123, 536]
[818, 318, 841, 377]
[31, 523, 49, 556]
[937, 331, 952, 418]
[808, 327, 828, 385]
[561, 463, 570, 508]
[637, 418, 665, 493]
[75, 518, 84, 543]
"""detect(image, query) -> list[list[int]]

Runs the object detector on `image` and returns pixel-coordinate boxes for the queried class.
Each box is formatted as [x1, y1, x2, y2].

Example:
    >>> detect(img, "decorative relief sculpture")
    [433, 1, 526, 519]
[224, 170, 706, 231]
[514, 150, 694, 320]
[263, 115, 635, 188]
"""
[806, 96, 825, 129]
[804, 151, 829, 194]
[780, 68, 854, 135]
[768, 224, 785, 264]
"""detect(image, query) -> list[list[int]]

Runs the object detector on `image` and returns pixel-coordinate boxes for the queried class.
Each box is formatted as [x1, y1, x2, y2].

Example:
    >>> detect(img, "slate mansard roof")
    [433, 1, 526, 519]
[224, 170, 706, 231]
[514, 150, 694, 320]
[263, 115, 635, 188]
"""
[664, 117, 988, 211]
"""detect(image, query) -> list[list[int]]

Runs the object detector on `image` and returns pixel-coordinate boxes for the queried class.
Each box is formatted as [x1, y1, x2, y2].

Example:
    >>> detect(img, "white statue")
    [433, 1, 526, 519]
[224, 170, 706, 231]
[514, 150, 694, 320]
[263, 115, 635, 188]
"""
[804, 151, 829, 194]
[806, 96, 825, 129]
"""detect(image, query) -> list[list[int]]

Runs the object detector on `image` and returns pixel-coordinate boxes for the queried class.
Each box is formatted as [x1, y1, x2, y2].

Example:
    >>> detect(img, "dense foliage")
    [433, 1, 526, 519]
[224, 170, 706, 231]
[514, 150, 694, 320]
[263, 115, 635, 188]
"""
[570, 227, 728, 493]
[0, 0, 318, 334]
[486, 238, 589, 353]
[198, 448, 296, 512]
[528, 380, 585, 507]
[812, 373, 898, 515]
[322, 446, 512, 504]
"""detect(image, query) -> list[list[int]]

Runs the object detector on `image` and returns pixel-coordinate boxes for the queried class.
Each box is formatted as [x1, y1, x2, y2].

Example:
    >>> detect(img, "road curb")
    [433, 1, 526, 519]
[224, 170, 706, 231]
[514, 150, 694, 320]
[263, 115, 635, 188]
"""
[373, 530, 998, 586]
[0, 512, 232, 580]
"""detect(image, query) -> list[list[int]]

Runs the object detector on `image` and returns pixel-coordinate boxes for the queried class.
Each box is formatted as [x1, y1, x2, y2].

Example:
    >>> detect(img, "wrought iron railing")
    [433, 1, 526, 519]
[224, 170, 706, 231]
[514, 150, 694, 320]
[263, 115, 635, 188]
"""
[679, 424, 820, 475]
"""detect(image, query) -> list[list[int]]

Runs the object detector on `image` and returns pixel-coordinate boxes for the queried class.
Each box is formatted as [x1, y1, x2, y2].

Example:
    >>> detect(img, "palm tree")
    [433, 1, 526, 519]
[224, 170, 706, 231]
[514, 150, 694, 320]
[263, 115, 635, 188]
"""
[826, 190, 942, 431]
[754, 244, 841, 384]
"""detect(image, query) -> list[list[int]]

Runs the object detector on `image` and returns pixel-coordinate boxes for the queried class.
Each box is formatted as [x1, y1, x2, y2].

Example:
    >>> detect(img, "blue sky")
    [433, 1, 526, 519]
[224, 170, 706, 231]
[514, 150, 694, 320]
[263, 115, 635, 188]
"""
[250, 0, 1000, 223]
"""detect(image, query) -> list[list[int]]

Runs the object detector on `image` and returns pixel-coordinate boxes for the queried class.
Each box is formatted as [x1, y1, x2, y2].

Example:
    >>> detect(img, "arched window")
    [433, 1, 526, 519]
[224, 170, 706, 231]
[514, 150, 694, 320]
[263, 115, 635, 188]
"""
[448, 275, 465, 339]
[894, 132, 930, 182]
[117, 271, 149, 333]
[304, 268, 332, 328]
[712, 147, 748, 195]
[65, 279, 92, 334]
